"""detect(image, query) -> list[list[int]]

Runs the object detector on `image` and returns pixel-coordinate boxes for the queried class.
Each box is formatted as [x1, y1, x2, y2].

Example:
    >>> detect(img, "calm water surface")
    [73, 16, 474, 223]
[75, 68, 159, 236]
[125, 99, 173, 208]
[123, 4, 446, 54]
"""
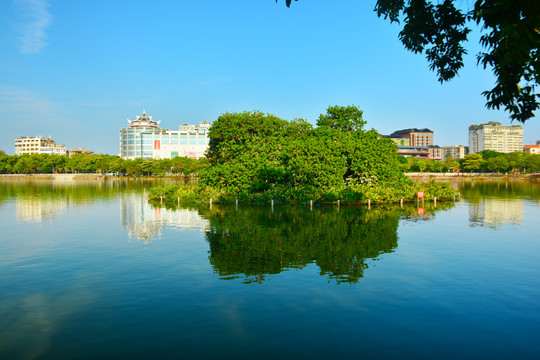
[1, 179, 539, 359]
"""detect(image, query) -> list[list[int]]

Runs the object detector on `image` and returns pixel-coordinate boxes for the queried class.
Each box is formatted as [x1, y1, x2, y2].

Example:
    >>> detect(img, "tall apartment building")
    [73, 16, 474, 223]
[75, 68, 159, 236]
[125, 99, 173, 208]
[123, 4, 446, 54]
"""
[120, 111, 211, 160]
[442, 145, 468, 159]
[388, 128, 433, 147]
[468, 121, 523, 153]
[14, 136, 67, 156]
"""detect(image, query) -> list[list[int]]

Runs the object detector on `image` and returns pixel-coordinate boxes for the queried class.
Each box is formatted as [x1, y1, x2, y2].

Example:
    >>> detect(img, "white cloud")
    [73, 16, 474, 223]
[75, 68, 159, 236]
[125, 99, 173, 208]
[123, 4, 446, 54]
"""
[16, 0, 52, 54]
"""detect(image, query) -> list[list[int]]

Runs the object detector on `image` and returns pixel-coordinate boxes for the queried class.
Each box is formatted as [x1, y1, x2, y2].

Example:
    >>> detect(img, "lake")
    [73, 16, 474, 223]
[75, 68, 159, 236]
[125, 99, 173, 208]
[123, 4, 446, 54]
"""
[1, 179, 539, 359]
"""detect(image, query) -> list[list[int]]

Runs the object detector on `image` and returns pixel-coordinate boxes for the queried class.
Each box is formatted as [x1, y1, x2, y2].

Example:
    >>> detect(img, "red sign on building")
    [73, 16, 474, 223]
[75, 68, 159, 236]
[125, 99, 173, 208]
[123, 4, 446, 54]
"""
[154, 140, 160, 150]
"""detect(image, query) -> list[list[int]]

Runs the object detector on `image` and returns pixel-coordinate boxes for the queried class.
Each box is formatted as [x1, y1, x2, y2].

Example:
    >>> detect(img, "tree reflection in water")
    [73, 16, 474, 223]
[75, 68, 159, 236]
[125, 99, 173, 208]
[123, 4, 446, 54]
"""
[193, 203, 453, 284]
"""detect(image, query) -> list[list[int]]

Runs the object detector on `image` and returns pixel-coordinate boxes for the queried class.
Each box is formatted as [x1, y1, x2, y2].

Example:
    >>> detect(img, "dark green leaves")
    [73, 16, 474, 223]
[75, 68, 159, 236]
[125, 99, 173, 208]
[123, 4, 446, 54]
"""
[200, 105, 411, 201]
[474, 0, 540, 122]
[375, 0, 539, 122]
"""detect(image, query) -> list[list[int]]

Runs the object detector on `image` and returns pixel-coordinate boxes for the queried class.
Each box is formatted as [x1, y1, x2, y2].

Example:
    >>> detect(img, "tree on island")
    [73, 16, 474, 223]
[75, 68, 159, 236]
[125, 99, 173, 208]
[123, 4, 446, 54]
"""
[277, 0, 540, 123]
[193, 105, 455, 203]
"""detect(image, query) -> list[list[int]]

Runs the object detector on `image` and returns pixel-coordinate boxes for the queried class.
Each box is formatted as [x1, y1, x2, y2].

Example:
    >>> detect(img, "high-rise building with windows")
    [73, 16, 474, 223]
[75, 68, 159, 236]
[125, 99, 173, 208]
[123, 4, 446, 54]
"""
[468, 121, 523, 153]
[119, 111, 211, 160]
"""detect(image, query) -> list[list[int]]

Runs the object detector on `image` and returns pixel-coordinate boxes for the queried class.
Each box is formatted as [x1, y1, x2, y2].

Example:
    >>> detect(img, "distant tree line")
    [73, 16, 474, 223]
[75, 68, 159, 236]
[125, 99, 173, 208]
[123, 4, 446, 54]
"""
[0, 153, 209, 177]
[401, 150, 540, 174]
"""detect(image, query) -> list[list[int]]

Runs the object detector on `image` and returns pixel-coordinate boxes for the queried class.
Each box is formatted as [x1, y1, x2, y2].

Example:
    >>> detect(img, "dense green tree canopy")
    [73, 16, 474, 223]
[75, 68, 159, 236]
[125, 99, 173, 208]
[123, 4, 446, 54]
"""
[192, 105, 456, 203]
[279, 0, 540, 123]
[316, 105, 366, 132]
[204, 106, 404, 197]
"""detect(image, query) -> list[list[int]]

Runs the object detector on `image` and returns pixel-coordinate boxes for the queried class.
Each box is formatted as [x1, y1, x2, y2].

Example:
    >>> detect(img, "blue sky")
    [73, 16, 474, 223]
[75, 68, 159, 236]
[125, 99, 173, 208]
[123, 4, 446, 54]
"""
[1, 0, 538, 155]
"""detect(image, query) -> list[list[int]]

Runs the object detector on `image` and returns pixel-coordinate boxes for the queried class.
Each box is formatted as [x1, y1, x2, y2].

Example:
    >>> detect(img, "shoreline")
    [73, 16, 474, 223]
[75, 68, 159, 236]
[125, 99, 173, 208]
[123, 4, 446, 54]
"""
[0, 173, 538, 182]
[406, 173, 539, 182]
[0, 174, 194, 181]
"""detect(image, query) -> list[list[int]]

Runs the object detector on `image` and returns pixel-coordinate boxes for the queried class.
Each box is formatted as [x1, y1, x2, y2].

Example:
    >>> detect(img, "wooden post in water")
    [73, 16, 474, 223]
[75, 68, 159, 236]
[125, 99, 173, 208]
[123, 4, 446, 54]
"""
[434, 196, 437, 207]
[160, 196, 163, 204]
[337, 200, 340, 207]
[368, 199, 371, 209]
[400, 198, 403, 207]
[209, 198, 212, 205]
[236, 199, 238, 206]
[310, 200, 313, 210]
[271, 199, 274, 207]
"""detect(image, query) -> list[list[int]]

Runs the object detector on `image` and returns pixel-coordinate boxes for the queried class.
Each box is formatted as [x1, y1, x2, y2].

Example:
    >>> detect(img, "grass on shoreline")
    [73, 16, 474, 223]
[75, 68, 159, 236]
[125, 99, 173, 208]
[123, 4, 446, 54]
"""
[147, 179, 457, 206]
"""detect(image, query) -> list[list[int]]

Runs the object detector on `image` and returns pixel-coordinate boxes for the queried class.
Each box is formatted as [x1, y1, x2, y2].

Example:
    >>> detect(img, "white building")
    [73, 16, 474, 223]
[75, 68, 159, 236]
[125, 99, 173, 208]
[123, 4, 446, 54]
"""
[119, 111, 211, 160]
[468, 121, 523, 154]
[14, 136, 67, 156]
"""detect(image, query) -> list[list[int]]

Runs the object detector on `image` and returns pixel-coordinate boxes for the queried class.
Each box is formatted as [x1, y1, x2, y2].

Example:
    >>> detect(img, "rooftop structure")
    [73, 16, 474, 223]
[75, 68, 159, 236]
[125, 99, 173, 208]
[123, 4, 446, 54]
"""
[396, 145, 442, 160]
[397, 146, 429, 159]
[523, 145, 540, 155]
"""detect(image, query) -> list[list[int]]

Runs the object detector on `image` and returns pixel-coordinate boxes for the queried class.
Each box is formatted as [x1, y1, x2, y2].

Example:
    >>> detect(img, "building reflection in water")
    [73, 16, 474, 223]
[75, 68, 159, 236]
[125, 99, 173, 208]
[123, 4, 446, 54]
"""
[120, 193, 209, 243]
[16, 198, 68, 223]
[469, 199, 523, 229]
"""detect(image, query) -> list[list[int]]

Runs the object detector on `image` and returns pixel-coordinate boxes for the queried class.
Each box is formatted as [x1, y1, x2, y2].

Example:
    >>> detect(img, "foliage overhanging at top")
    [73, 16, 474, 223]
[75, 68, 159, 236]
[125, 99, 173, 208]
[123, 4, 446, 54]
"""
[278, 0, 540, 123]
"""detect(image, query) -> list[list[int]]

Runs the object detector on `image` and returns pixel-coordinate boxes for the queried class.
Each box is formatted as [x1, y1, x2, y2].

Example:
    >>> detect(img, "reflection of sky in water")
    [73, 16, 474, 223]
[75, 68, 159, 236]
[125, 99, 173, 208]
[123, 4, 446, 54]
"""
[1, 181, 540, 358]
[0, 288, 98, 359]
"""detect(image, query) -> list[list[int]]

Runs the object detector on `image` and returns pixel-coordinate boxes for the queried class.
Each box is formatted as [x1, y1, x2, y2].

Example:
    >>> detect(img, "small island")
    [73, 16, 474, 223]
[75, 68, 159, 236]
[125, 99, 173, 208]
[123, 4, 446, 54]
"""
[148, 105, 456, 205]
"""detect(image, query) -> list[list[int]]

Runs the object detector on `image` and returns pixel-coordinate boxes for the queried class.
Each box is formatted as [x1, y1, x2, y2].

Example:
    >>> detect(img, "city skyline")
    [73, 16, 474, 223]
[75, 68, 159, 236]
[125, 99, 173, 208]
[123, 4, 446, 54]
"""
[1, 0, 539, 155]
